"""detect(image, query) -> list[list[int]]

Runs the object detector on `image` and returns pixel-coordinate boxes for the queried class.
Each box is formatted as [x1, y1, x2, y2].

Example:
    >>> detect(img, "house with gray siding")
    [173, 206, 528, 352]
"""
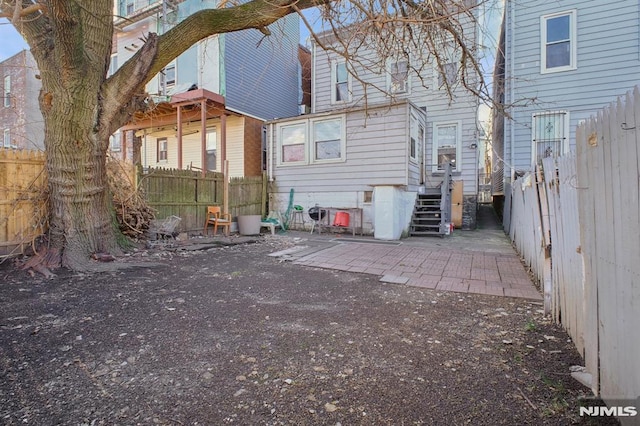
[112, 0, 301, 176]
[267, 18, 481, 238]
[0, 50, 44, 150]
[494, 0, 640, 202]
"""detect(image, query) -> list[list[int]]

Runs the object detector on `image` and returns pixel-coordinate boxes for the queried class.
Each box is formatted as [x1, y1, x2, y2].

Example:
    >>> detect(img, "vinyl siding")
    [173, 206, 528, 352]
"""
[226, 116, 246, 177]
[311, 20, 480, 195]
[504, 0, 640, 173]
[223, 14, 300, 120]
[269, 102, 411, 194]
[141, 116, 247, 177]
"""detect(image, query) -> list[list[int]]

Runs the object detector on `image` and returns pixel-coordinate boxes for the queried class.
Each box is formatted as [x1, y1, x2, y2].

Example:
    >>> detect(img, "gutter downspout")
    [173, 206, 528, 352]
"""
[268, 122, 274, 182]
[311, 39, 316, 114]
[509, 0, 516, 182]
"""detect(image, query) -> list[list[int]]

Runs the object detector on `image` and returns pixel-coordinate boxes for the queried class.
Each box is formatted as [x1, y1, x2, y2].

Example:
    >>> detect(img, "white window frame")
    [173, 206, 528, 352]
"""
[277, 121, 307, 166]
[540, 10, 577, 74]
[3, 128, 10, 147]
[4, 75, 10, 108]
[157, 137, 168, 163]
[206, 127, 217, 170]
[311, 116, 346, 164]
[432, 121, 462, 173]
[531, 111, 570, 164]
[109, 132, 122, 152]
[330, 60, 351, 104]
[434, 61, 458, 90]
[159, 61, 176, 93]
[108, 54, 118, 77]
[387, 57, 410, 95]
[409, 113, 423, 163]
[276, 115, 346, 166]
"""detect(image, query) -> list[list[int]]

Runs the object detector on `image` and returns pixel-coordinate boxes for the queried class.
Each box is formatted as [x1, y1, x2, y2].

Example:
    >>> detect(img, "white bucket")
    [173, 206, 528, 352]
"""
[237, 215, 261, 235]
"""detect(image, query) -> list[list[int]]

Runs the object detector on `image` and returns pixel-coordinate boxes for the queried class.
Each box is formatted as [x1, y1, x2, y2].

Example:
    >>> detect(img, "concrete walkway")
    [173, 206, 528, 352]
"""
[281, 205, 542, 300]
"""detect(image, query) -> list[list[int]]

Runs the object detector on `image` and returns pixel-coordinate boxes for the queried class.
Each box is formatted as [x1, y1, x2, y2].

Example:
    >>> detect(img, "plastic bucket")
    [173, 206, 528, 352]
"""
[238, 215, 261, 235]
[333, 211, 350, 227]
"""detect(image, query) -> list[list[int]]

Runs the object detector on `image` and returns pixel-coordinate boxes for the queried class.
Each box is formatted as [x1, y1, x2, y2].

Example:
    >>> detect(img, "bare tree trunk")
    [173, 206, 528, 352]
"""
[41, 79, 121, 270]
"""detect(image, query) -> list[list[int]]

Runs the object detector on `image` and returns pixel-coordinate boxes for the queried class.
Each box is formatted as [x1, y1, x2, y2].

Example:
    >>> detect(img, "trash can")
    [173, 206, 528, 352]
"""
[237, 215, 261, 235]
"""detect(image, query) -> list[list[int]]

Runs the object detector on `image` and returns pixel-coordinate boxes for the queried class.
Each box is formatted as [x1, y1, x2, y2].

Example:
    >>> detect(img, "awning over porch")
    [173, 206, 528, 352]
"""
[122, 88, 238, 172]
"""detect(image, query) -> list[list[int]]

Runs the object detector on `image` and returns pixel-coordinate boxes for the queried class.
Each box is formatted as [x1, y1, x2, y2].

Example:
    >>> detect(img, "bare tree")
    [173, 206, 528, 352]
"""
[0, 0, 489, 272]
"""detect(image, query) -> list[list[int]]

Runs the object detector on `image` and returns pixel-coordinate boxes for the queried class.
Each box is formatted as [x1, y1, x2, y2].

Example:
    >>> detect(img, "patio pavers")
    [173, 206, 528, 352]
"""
[294, 243, 542, 300]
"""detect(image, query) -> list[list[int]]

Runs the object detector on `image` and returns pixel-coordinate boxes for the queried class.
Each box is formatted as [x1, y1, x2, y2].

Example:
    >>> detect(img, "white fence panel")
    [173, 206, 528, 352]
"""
[506, 170, 550, 310]
[506, 86, 640, 401]
[542, 155, 585, 356]
[577, 88, 640, 400]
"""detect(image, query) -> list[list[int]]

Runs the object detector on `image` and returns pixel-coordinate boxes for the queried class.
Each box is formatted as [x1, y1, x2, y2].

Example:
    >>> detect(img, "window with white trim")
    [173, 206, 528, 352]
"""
[277, 116, 346, 165]
[206, 127, 217, 170]
[280, 123, 306, 164]
[409, 113, 424, 162]
[541, 10, 577, 73]
[532, 111, 568, 163]
[3, 75, 10, 108]
[159, 61, 176, 93]
[438, 62, 458, 89]
[432, 122, 461, 172]
[313, 118, 342, 161]
[108, 54, 118, 77]
[387, 58, 409, 94]
[3, 128, 10, 147]
[157, 137, 168, 162]
[109, 132, 122, 152]
[331, 61, 351, 103]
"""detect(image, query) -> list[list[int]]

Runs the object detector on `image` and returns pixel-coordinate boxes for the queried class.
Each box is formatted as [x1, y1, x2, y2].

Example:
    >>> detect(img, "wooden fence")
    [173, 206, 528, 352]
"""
[139, 167, 223, 233]
[0, 149, 47, 257]
[504, 86, 640, 402]
[140, 167, 267, 232]
[576, 87, 639, 401]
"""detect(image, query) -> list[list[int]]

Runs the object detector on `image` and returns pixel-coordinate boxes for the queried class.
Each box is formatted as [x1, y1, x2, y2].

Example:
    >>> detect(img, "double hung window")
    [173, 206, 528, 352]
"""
[331, 61, 351, 103]
[541, 10, 577, 73]
[432, 122, 461, 172]
[388, 59, 409, 94]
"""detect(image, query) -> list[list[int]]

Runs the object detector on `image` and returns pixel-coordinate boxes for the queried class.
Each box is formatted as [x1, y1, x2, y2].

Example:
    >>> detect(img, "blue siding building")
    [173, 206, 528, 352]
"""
[494, 0, 640, 190]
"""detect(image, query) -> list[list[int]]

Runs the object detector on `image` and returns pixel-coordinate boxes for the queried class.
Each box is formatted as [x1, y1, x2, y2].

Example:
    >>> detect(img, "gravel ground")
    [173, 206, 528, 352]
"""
[0, 237, 613, 425]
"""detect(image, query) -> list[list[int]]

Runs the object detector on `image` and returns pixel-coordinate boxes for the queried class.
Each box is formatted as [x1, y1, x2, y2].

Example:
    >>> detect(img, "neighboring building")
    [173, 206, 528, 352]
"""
[112, 0, 302, 177]
[493, 0, 640, 201]
[0, 50, 44, 150]
[267, 16, 481, 238]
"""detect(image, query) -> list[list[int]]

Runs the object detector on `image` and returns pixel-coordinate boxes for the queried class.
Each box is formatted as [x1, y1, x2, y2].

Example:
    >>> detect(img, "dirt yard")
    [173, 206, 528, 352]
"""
[0, 237, 613, 425]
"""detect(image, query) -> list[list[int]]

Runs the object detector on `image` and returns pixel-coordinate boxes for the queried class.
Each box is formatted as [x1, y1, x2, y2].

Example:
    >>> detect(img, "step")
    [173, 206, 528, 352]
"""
[410, 230, 444, 236]
[411, 225, 441, 232]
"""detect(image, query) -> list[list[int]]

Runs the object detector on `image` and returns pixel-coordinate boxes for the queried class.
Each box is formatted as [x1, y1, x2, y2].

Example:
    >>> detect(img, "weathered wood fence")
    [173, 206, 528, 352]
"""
[140, 167, 267, 232]
[504, 86, 640, 403]
[1, 158, 268, 256]
[0, 149, 47, 257]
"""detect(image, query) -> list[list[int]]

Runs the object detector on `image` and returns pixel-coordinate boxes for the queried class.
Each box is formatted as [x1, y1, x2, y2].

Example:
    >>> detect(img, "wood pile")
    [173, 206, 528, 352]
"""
[106, 158, 155, 238]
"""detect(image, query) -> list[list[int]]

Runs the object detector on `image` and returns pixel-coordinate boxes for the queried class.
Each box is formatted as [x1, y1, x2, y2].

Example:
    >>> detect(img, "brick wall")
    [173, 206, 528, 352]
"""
[0, 50, 44, 150]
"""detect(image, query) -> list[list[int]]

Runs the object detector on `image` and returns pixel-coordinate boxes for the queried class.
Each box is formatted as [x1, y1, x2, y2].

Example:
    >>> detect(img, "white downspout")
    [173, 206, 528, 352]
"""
[509, 0, 516, 182]
[311, 39, 316, 114]
[268, 122, 274, 182]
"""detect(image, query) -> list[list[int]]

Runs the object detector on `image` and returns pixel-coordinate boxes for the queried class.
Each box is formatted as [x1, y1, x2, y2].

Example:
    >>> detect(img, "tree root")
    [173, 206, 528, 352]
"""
[20, 245, 61, 279]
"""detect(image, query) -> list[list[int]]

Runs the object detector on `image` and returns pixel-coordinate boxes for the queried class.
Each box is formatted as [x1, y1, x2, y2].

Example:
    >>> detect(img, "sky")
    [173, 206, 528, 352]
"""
[0, 19, 28, 61]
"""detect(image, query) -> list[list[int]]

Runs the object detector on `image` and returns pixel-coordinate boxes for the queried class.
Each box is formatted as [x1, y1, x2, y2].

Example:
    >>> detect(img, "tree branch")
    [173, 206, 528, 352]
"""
[99, 34, 159, 136]
[101, 0, 323, 131]
[0, 1, 44, 19]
